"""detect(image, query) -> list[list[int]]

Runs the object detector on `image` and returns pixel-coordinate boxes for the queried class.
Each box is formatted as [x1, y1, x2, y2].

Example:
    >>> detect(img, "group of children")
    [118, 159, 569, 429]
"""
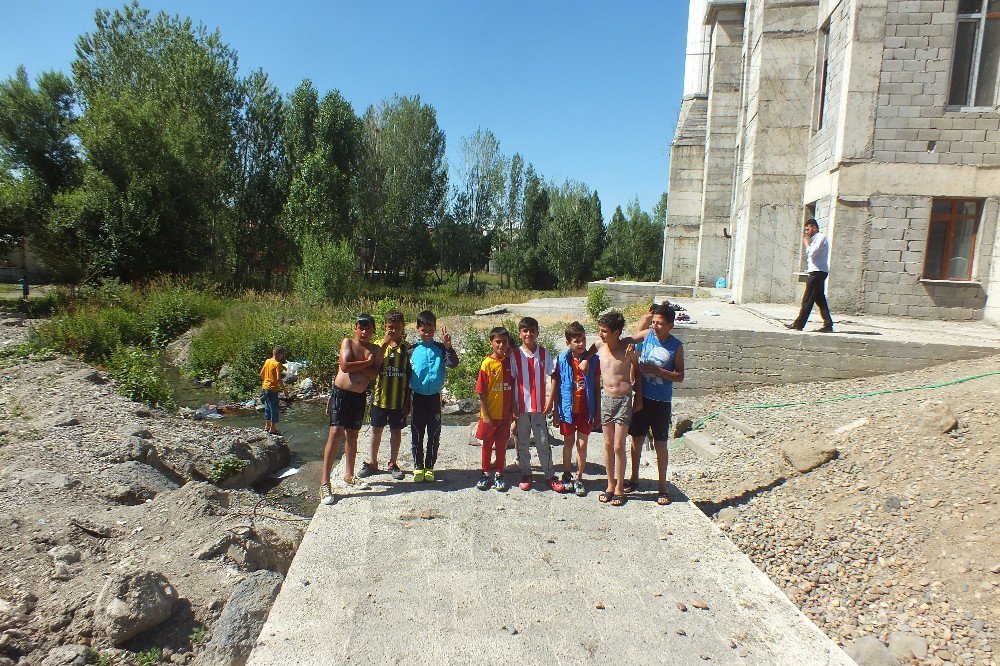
[260, 303, 684, 508]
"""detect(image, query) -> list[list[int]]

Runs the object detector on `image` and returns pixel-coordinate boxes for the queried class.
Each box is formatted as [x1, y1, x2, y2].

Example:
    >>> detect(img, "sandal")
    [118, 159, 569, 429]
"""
[623, 479, 639, 494]
[657, 493, 671, 506]
[598, 490, 613, 504]
[610, 494, 626, 507]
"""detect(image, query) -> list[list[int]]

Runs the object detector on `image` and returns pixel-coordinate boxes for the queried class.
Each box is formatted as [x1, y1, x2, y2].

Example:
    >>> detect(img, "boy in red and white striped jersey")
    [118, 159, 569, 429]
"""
[511, 317, 565, 492]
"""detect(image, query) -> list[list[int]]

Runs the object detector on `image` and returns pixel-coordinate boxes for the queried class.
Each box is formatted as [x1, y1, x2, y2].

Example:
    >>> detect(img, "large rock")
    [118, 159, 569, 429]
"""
[778, 437, 838, 474]
[10, 468, 76, 490]
[844, 636, 900, 666]
[40, 645, 88, 666]
[198, 570, 284, 666]
[98, 461, 179, 504]
[214, 434, 291, 488]
[917, 399, 958, 434]
[887, 631, 927, 660]
[94, 569, 178, 644]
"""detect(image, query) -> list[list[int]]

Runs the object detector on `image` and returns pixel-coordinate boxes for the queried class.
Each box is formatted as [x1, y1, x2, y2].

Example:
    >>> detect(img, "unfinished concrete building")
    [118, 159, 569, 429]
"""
[662, 0, 1000, 324]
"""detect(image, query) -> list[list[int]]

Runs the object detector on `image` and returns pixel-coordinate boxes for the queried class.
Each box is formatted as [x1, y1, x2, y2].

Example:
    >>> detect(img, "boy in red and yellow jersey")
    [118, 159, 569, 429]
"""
[474, 327, 517, 491]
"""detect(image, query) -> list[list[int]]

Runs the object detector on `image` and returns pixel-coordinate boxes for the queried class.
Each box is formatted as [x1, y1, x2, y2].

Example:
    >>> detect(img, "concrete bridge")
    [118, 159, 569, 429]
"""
[248, 426, 854, 665]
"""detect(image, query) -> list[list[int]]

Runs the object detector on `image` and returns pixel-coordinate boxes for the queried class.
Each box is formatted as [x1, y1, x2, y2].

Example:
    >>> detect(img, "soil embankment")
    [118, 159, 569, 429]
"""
[0, 322, 306, 665]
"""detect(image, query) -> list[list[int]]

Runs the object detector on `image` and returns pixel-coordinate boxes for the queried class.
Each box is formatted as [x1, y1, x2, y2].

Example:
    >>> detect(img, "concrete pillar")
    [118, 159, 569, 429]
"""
[662, 97, 708, 285]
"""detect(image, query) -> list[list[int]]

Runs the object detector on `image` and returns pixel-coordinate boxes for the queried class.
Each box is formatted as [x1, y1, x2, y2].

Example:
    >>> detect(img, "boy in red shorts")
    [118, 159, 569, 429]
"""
[551, 321, 600, 497]
[475, 327, 517, 492]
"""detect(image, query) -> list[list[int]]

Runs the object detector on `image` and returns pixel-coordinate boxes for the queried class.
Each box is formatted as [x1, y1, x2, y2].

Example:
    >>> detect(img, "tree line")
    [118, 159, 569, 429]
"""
[0, 2, 666, 297]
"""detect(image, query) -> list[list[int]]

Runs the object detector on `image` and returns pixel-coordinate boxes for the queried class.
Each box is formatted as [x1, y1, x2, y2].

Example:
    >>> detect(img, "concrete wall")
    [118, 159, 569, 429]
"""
[730, 0, 817, 304]
[663, 98, 708, 285]
[695, 15, 743, 288]
[588, 280, 706, 307]
[675, 327, 997, 394]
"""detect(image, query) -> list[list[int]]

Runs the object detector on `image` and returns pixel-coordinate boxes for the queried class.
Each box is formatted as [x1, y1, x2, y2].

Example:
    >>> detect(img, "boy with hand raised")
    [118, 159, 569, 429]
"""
[511, 317, 563, 492]
[408, 310, 459, 482]
[321, 314, 382, 506]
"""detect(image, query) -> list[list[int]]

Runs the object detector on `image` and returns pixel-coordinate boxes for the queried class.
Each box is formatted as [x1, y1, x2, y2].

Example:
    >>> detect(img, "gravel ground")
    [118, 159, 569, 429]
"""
[670, 354, 1000, 665]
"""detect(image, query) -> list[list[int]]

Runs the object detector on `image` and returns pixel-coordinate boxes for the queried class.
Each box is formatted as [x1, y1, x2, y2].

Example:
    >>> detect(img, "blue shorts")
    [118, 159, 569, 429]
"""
[261, 389, 280, 423]
[370, 405, 407, 430]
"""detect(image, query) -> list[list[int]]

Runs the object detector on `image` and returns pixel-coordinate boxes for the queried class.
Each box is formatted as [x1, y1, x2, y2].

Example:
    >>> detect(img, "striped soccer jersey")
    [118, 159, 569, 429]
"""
[372, 342, 411, 409]
[512, 345, 554, 414]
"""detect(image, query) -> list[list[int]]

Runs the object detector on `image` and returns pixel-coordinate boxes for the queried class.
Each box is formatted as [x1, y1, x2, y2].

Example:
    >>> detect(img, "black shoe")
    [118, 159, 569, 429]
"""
[784, 323, 803, 330]
[357, 461, 378, 478]
[815, 326, 834, 333]
[476, 473, 491, 491]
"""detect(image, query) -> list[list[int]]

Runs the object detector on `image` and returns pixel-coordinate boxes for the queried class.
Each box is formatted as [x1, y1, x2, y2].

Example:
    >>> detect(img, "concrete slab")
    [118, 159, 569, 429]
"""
[719, 413, 762, 437]
[682, 430, 723, 459]
[248, 427, 852, 666]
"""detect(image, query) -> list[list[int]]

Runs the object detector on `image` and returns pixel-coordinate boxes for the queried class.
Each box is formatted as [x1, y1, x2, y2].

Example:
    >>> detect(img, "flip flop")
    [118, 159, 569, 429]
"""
[657, 493, 671, 506]
[610, 494, 626, 507]
[598, 491, 613, 504]
[623, 480, 638, 494]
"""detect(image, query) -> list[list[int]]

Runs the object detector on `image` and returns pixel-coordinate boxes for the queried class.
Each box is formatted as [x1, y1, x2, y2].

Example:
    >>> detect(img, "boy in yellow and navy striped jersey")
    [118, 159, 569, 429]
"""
[358, 310, 411, 480]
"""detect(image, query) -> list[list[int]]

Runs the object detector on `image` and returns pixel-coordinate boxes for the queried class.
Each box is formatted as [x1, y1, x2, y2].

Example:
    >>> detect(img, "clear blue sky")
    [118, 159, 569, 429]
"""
[0, 0, 688, 218]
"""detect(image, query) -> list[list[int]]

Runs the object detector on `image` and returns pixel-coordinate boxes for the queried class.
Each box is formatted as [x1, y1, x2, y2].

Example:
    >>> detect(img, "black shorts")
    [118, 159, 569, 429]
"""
[628, 398, 672, 442]
[328, 387, 366, 430]
[370, 404, 407, 430]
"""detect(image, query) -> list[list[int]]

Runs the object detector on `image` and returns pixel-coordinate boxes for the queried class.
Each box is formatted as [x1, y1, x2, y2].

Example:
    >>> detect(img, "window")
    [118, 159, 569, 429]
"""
[814, 23, 830, 130]
[923, 198, 982, 280]
[948, 0, 1000, 108]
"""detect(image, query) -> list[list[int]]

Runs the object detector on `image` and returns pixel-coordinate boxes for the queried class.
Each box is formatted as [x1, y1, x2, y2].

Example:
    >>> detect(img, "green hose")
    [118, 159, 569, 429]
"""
[689, 370, 1000, 433]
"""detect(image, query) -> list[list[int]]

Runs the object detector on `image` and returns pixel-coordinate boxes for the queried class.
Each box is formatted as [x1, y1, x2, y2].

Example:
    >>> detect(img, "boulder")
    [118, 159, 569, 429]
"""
[887, 632, 927, 660]
[199, 571, 284, 666]
[48, 545, 81, 565]
[11, 468, 76, 489]
[98, 461, 179, 504]
[95, 569, 178, 644]
[918, 399, 958, 434]
[778, 437, 837, 474]
[442, 403, 460, 415]
[458, 399, 480, 414]
[40, 645, 88, 666]
[215, 434, 291, 489]
[844, 636, 900, 666]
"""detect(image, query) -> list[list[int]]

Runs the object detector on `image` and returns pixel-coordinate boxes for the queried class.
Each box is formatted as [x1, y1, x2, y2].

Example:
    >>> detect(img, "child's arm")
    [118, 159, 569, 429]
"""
[543, 374, 556, 416]
[362, 344, 384, 380]
[338, 339, 374, 373]
[629, 344, 643, 413]
[577, 342, 600, 372]
[439, 327, 459, 367]
[663, 344, 685, 383]
[477, 388, 492, 425]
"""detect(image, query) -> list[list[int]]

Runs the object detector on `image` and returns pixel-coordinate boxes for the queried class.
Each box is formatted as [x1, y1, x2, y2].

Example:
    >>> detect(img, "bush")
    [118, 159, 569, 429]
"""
[373, 297, 400, 325]
[208, 455, 249, 484]
[139, 287, 222, 348]
[108, 346, 173, 406]
[34, 305, 140, 363]
[293, 235, 355, 305]
[586, 286, 611, 320]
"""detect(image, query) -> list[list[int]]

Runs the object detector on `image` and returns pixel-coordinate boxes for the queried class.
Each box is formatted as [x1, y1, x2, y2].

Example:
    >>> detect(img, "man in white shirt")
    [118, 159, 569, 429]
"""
[787, 219, 834, 332]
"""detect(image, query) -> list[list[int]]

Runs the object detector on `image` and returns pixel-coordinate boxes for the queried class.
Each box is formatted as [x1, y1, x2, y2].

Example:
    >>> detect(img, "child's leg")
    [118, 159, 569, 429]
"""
[481, 425, 494, 473]
[424, 395, 443, 470]
[388, 427, 402, 468]
[411, 396, 428, 470]
[654, 439, 669, 494]
[602, 423, 616, 493]
[576, 431, 588, 480]
[514, 413, 533, 477]
[322, 426, 344, 488]
[562, 431, 574, 475]
[629, 434, 645, 484]
[495, 421, 508, 474]
[343, 429, 360, 482]
[369, 426, 384, 468]
[613, 423, 628, 495]
[532, 414, 555, 479]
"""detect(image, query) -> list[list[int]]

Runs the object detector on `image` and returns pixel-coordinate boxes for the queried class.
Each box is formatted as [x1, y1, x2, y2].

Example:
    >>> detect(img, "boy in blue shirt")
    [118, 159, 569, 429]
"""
[627, 303, 684, 504]
[409, 310, 459, 482]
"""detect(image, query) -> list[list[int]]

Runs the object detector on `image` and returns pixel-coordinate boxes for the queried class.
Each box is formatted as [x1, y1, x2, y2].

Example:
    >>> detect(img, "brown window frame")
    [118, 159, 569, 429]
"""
[922, 198, 983, 281]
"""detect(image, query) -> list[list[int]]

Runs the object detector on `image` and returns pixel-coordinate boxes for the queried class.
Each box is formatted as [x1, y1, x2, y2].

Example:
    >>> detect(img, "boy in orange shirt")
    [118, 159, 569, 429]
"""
[259, 345, 288, 435]
[474, 327, 517, 492]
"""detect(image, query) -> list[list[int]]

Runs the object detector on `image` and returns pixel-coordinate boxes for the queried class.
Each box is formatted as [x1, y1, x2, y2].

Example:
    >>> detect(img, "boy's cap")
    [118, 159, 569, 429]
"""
[356, 313, 375, 326]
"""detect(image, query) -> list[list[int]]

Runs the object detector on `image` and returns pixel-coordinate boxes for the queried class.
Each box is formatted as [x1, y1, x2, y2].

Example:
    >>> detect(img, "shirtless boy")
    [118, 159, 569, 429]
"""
[321, 313, 383, 506]
[592, 311, 642, 507]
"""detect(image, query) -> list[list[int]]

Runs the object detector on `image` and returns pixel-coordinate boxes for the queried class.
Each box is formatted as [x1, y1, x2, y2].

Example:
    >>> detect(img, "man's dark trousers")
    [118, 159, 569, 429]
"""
[792, 271, 833, 329]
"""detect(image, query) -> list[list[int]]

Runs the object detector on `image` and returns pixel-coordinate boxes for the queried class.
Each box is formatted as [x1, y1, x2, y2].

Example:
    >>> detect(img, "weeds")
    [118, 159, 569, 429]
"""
[135, 648, 162, 666]
[209, 455, 250, 484]
[586, 286, 611, 320]
[108, 347, 174, 406]
[189, 626, 209, 646]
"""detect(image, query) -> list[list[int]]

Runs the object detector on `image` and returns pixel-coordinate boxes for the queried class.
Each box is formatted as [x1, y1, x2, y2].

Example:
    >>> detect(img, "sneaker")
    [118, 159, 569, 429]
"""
[476, 473, 491, 491]
[424, 469, 436, 483]
[561, 472, 573, 487]
[574, 479, 586, 497]
[320, 484, 336, 505]
[493, 474, 508, 492]
[413, 469, 425, 483]
[357, 461, 378, 478]
[548, 477, 565, 493]
[388, 463, 404, 481]
[346, 477, 370, 490]
[518, 475, 532, 491]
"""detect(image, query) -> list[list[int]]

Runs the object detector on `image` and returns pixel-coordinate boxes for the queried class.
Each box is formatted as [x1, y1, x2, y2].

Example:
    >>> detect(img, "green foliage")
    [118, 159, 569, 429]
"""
[598, 196, 664, 281]
[135, 647, 162, 666]
[108, 346, 173, 406]
[445, 326, 493, 399]
[84, 648, 112, 666]
[541, 181, 604, 290]
[208, 454, 249, 484]
[586, 286, 611, 321]
[373, 297, 400, 325]
[293, 235, 355, 305]
[139, 287, 223, 348]
[189, 626, 209, 646]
